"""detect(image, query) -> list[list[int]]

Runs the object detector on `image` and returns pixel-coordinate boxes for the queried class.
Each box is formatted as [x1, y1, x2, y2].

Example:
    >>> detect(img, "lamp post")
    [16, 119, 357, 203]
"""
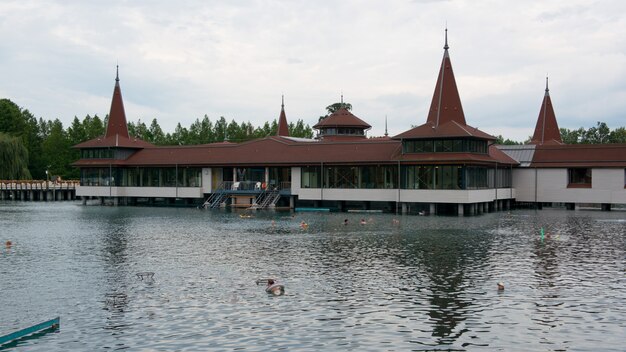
[45, 168, 49, 201]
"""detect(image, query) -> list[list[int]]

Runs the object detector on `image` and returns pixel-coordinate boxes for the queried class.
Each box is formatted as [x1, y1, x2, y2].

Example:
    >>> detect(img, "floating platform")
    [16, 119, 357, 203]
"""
[295, 207, 330, 212]
[0, 317, 59, 347]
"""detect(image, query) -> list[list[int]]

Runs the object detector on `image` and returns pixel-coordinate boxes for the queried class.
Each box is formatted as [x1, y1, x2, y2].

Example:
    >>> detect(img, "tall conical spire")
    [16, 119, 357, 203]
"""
[426, 28, 466, 127]
[531, 76, 562, 145]
[104, 65, 130, 139]
[276, 95, 290, 137]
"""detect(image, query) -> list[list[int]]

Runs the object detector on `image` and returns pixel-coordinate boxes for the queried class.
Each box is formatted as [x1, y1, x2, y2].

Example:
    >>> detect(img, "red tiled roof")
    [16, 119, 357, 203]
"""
[73, 135, 153, 149]
[393, 121, 495, 140]
[395, 31, 491, 140]
[73, 137, 401, 167]
[426, 32, 466, 127]
[105, 68, 130, 139]
[313, 107, 371, 129]
[530, 144, 626, 167]
[73, 68, 154, 150]
[73, 134, 518, 168]
[530, 78, 562, 145]
[488, 145, 520, 165]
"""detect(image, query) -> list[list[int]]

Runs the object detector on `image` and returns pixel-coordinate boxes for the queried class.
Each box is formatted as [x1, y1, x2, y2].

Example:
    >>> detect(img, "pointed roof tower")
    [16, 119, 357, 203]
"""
[276, 95, 290, 137]
[105, 65, 130, 139]
[530, 77, 562, 145]
[73, 66, 152, 149]
[393, 29, 493, 141]
[426, 28, 466, 127]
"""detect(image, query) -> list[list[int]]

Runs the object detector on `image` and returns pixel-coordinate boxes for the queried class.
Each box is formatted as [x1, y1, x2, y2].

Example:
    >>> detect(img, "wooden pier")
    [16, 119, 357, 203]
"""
[0, 180, 78, 201]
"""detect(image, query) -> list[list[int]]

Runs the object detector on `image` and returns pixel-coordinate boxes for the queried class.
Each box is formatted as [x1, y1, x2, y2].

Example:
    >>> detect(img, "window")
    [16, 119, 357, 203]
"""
[301, 166, 321, 188]
[568, 168, 592, 188]
[402, 138, 487, 154]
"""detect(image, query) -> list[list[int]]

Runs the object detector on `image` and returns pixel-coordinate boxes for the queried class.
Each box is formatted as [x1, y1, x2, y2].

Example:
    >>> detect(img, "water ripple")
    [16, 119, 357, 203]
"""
[0, 204, 625, 351]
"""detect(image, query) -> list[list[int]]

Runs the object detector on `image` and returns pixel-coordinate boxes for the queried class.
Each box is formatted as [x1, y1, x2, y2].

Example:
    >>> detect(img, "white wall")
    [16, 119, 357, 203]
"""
[77, 186, 204, 198]
[512, 169, 537, 202]
[294, 187, 513, 203]
[514, 167, 626, 204]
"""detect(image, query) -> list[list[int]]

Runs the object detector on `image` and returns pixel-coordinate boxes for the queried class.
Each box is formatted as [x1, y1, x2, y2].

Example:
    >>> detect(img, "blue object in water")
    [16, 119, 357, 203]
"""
[295, 207, 330, 212]
[0, 317, 60, 346]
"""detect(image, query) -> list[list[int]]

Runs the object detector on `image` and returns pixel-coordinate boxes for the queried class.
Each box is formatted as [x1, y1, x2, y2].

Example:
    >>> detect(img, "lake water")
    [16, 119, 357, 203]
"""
[0, 202, 624, 351]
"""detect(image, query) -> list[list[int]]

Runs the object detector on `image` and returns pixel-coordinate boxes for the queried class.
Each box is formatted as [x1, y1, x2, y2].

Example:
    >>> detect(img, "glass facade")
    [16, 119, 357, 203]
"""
[402, 138, 488, 154]
[322, 165, 398, 189]
[301, 166, 321, 188]
[299, 165, 510, 190]
[318, 127, 366, 138]
[81, 148, 114, 159]
[80, 167, 202, 187]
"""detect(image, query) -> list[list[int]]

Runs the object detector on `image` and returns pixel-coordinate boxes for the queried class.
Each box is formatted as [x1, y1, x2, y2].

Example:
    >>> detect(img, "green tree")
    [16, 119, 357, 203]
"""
[495, 135, 522, 145]
[0, 132, 31, 179]
[169, 122, 189, 145]
[0, 99, 26, 136]
[609, 127, 626, 143]
[290, 119, 314, 138]
[83, 114, 105, 139]
[319, 101, 352, 122]
[42, 119, 73, 179]
[560, 127, 582, 144]
[581, 121, 610, 144]
[148, 118, 166, 145]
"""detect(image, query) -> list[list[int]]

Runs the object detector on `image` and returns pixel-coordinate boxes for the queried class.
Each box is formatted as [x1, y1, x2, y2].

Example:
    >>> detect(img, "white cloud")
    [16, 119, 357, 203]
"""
[1, 0, 625, 138]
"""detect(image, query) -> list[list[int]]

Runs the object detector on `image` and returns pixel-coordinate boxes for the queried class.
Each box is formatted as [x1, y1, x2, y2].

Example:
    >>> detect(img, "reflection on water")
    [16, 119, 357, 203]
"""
[0, 202, 625, 351]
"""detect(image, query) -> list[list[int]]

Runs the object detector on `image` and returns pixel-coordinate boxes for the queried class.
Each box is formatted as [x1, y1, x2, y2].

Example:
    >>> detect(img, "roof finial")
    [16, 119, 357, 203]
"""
[281, 94, 284, 110]
[341, 92, 344, 105]
[444, 26, 449, 50]
[116, 65, 120, 82]
[384, 115, 388, 137]
[545, 75, 549, 92]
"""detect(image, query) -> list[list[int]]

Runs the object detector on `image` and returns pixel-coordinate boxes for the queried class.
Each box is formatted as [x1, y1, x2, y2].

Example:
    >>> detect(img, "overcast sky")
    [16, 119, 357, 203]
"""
[1, 0, 625, 142]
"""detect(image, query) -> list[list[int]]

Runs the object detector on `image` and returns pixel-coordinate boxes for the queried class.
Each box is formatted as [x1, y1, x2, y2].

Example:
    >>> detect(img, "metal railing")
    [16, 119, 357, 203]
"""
[0, 180, 79, 190]
[203, 180, 287, 209]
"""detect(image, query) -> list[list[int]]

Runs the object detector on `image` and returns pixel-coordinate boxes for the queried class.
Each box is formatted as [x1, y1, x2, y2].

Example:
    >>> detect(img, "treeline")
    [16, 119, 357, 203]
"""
[559, 122, 626, 144]
[0, 98, 313, 180]
[495, 121, 626, 145]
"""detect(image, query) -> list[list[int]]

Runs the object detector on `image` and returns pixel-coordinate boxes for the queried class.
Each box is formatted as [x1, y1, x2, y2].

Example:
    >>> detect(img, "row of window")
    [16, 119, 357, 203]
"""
[78, 166, 625, 190]
[301, 165, 512, 190]
[319, 127, 366, 136]
[81, 148, 136, 160]
[81, 167, 202, 187]
[81, 148, 114, 159]
[402, 138, 488, 154]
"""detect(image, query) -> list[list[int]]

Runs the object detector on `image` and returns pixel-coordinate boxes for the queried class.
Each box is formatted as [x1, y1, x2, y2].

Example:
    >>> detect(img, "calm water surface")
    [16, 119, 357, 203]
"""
[0, 202, 624, 351]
